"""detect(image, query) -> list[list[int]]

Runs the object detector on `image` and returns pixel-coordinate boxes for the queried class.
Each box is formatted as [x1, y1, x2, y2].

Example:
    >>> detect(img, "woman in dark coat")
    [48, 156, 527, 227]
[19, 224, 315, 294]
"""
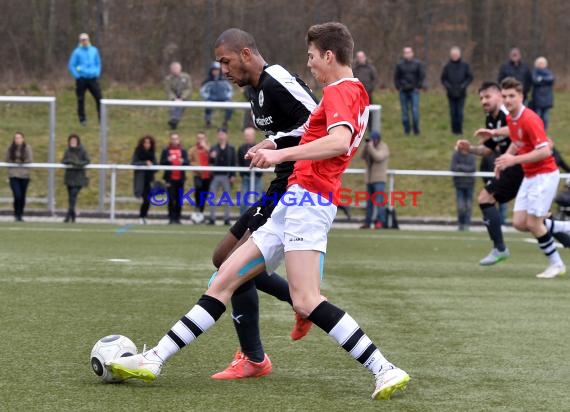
[131, 135, 156, 224]
[61, 134, 90, 223]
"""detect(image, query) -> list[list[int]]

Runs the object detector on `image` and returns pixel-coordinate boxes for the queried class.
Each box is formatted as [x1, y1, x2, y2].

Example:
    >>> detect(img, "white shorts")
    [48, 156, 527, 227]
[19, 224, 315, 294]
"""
[251, 184, 337, 273]
[513, 170, 560, 217]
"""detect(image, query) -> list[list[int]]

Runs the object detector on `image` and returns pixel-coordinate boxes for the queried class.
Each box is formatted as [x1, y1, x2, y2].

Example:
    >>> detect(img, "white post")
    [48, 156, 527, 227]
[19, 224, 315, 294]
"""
[48, 100, 56, 215]
[387, 172, 395, 227]
[110, 165, 116, 222]
[99, 102, 108, 213]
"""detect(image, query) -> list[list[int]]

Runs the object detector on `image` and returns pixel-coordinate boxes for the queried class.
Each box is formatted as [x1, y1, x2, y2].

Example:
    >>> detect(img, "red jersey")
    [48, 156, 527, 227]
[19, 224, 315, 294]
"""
[506, 106, 557, 177]
[288, 78, 369, 205]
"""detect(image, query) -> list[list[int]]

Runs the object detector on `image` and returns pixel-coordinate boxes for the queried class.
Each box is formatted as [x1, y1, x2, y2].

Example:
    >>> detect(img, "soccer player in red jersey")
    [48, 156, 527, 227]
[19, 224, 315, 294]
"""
[107, 22, 410, 400]
[494, 77, 565, 278]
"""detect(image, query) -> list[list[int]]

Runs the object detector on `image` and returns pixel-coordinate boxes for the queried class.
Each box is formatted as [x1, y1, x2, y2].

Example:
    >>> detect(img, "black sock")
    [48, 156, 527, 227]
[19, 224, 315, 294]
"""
[254, 271, 293, 306]
[480, 203, 505, 251]
[552, 232, 570, 248]
[230, 280, 264, 362]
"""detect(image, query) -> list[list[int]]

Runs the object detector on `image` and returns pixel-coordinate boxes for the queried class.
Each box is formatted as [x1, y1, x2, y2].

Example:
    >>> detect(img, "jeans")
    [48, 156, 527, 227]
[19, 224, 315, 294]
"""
[205, 107, 233, 125]
[9, 177, 29, 220]
[210, 175, 231, 222]
[240, 174, 263, 214]
[167, 180, 184, 222]
[534, 107, 550, 130]
[76, 77, 102, 122]
[498, 202, 508, 225]
[399, 90, 420, 134]
[169, 105, 185, 125]
[364, 182, 386, 226]
[193, 176, 212, 213]
[67, 185, 82, 216]
[455, 186, 474, 227]
[448, 96, 466, 135]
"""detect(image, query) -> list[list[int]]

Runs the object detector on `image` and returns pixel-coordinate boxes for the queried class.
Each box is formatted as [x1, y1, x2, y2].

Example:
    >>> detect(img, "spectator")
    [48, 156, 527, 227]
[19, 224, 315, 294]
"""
[451, 145, 476, 231]
[498, 47, 532, 102]
[360, 131, 390, 229]
[531, 57, 554, 130]
[160, 132, 189, 225]
[188, 131, 212, 223]
[353, 50, 378, 103]
[441, 46, 473, 135]
[132, 135, 157, 224]
[208, 128, 236, 225]
[164, 62, 192, 130]
[237, 127, 263, 214]
[68, 33, 102, 126]
[200, 62, 234, 129]
[62, 134, 90, 223]
[5, 131, 32, 222]
[394, 46, 425, 135]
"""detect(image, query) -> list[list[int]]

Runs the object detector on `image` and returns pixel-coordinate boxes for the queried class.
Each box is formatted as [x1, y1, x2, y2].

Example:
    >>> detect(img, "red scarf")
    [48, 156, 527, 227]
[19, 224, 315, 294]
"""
[197, 148, 212, 179]
[169, 145, 182, 181]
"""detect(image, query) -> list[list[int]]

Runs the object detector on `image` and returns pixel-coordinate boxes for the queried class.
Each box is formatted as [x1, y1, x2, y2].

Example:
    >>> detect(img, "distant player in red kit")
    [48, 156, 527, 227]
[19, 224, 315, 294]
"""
[493, 77, 565, 278]
[107, 22, 410, 400]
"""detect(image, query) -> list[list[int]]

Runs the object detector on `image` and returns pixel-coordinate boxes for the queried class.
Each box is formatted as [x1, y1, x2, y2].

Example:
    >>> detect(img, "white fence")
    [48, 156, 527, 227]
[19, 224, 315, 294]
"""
[3, 162, 548, 223]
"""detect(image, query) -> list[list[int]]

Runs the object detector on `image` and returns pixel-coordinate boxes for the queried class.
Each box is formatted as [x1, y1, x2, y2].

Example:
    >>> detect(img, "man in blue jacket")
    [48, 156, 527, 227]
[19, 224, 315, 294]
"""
[68, 33, 103, 126]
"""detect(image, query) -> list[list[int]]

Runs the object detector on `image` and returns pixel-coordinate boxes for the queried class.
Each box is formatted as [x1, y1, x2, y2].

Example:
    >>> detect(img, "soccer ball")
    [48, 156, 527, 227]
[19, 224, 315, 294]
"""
[90, 334, 137, 383]
[190, 212, 205, 224]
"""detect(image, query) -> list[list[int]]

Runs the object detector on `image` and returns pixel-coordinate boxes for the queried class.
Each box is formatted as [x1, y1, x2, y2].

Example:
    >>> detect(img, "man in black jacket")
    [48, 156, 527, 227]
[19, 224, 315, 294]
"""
[160, 132, 189, 224]
[441, 46, 474, 135]
[208, 128, 237, 225]
[394, 46, 424, 135]
[498, 48, 532, 102]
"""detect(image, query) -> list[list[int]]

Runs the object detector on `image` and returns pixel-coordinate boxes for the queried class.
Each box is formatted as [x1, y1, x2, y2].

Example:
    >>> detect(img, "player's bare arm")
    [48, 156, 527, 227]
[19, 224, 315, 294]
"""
[496, 145, 551, 171]
[250, 125, 352, 168]
[456, 139, 492, 157]
[474, 126, 510, 143]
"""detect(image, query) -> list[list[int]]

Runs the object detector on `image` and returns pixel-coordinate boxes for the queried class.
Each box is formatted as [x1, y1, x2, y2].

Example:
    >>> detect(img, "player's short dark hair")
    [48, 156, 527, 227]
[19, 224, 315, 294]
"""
[500, 77, 523, 93]
[214, 28, 260, 55]
[306, 22, 354, 66]
[478, 81, 501, 94]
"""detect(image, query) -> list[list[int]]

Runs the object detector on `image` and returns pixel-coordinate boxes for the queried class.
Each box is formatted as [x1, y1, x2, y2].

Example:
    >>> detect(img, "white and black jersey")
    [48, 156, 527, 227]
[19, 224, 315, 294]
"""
[247, 64, 318, 193]
[483, 105, 510, 155]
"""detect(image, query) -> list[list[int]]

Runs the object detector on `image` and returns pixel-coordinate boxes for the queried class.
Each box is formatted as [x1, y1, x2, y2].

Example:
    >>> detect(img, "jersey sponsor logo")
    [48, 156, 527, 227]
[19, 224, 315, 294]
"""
[288, 236, 304, 242]
[258, 90, 264, 107]
[255, 115, 273, 127]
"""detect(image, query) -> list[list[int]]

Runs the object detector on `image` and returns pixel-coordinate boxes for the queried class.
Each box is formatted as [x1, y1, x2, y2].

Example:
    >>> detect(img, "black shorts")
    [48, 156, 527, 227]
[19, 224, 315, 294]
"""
[229, 178, 285, 239]
[483, 164, 524, 204]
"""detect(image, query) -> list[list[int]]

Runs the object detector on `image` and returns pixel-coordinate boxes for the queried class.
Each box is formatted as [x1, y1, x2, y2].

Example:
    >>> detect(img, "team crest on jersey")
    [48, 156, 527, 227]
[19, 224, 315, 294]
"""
[258, 90, 264, 107]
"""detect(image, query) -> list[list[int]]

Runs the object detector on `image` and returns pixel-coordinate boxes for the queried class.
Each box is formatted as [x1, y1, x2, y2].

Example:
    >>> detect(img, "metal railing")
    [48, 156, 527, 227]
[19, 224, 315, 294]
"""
[4, 162, 548, 225]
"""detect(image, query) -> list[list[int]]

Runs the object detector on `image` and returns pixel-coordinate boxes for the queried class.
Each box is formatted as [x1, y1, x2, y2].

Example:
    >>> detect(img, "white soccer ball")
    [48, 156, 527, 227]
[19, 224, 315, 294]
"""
[90, 334, 137, 383]
[191, 212, 205, 224]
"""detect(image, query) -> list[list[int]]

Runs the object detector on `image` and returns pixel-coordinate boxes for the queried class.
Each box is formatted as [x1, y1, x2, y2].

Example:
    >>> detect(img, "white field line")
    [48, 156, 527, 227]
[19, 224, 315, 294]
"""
[1, 225, 532, 244]
[0, 276, 202, 286]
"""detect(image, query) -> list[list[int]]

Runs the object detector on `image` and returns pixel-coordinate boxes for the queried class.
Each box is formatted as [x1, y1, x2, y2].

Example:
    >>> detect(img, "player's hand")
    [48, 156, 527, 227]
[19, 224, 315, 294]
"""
[245, 140, 276, 160]
[495, 153, 516, 171]
[249, 149, 282, 169]
[474, 128, 494, 142]
[456, 140, 471, 152]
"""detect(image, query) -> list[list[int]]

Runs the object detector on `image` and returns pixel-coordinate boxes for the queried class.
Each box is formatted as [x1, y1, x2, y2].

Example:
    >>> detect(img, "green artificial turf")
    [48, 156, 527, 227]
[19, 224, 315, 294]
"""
[1, 222, 569, 411]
